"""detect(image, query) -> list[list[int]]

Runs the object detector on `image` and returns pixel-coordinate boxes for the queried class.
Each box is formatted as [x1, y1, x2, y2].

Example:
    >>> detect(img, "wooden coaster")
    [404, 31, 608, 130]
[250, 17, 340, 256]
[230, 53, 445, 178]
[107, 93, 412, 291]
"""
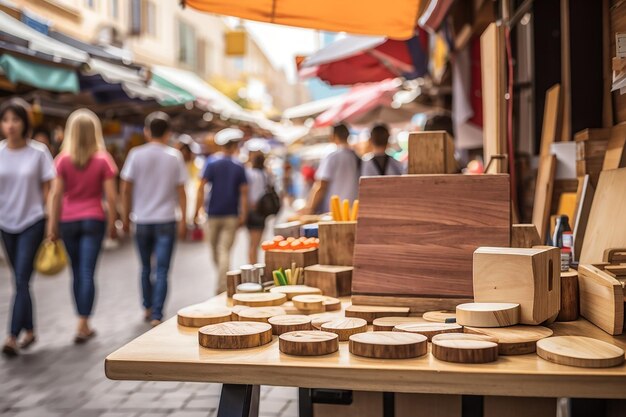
[268, 315, 312, 335]
[536, 336, 625, 368]
[323, 296, 342, 311]
[237, 307, 286, 323]
[456, 303, 520, 327]
[309, 312, 343, 330]
[465, 325, 553, 355]
[431, 333, 499, 363]
[292, 294, 326, 311]
[422, 310, 456, 323]
[270, 285, 322, 300]
[393, 323, 462, 341]
[349, 331, 428, 359]
[177, 304, 232, 327]
[198, 321, 273, 349]
[279, 331, 339, 356]
[232, 292, 286, 307]
[345, 305, 410, 323]
[373, 317, 426, 331]
[231, 305, 248, 320]
[321, 318, 368, 341]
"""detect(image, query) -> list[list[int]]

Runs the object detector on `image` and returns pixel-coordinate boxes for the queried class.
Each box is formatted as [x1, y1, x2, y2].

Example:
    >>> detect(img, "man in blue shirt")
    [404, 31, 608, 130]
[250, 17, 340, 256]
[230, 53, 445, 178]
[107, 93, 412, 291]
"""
[195, 128, 248, 294]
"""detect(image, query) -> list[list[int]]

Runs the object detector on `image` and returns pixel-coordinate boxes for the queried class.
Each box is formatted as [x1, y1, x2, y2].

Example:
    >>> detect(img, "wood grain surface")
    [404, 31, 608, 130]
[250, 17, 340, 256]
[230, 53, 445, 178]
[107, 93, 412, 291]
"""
[318, 221, 357, 266]
[351, 295, 471, 314]
[537, 336, 625, 368]
[322, 297, 342, 311]
[352, 175, 510, 299]
[422, 310, 456, 323]
[511, 224, 541, 248]
[304, 264, 353, 297]
[408, 131, 457, 174]
[321, 318, 367, 341]
[269, 285, 322, 300]
[456, 303, 520, 327]
[345, 305, 410, 323]
[532, 155, 557, 242]
[237, 307, 286, 323]
[573, 175, 594, 262]
[578, 264, 624, 335]
[393, 323, 462, 341]
[557, 269, 579, 322]
[198, 321, 273, 349]
[309, 312, 344, 330]
[372, 316, 426, 331]
[464, 325, 553, 355]
[292, 294, 325, 311]
[432, 333, 499, 363]
[232, 292, 287, 307]
[230, 305, 248, 321]
[177, 304, 232, 327]
[349, 331, 428, 359]
[267, 315, 312, 335]
[279, 331, 339, 356]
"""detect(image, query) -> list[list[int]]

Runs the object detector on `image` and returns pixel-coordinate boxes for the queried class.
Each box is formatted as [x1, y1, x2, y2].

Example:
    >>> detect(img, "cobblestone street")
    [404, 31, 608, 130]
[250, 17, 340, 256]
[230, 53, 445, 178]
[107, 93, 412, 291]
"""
[0, 229, 298, 417]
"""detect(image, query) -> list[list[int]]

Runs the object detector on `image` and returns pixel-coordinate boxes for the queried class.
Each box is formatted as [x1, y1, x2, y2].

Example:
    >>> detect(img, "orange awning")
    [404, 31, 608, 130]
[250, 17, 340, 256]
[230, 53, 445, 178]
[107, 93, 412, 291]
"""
[182, 0, 423, 40]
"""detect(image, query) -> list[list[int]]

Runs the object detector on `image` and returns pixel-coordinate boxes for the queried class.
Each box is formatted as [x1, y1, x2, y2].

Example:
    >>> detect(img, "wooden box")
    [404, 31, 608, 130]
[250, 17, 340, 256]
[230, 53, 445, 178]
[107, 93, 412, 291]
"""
[473, 247, 560, 325]
[578, 263, 624, 335]
[408, 131, 457, 174]
[304, 264, 353, 297]
[318, 221, 356, 266]
[264, 249, 318, 280]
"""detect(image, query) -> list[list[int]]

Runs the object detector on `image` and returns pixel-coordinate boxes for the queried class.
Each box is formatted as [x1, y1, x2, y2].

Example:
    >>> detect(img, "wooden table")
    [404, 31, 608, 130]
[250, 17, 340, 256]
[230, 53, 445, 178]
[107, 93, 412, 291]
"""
[105, 294, 626, 417]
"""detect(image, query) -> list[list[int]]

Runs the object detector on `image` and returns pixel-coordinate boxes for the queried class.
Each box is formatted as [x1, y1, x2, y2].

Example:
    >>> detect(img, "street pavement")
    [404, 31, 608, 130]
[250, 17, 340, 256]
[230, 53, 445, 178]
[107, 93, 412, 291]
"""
[0, 228, 299, 417]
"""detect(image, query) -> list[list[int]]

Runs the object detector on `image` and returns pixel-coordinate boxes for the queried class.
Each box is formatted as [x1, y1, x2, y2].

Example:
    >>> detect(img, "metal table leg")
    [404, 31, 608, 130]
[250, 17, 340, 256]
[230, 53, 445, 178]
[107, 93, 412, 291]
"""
[461, 395, 484, 417]
[217, 384, 260, 417]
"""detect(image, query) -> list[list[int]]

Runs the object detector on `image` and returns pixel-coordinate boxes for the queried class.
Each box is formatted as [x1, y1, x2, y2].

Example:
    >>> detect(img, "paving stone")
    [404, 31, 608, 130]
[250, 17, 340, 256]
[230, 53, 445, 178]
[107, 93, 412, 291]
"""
[11, 393, 49, 409]
[280, 400, 298, 417]
[267, 387, 298, 400]
[100, 412, 138, 417]
[168, 411, 209, 417]
[184, 398, 220, 410]
[13, 407, 63, 417]
[259, 399, 288, 415]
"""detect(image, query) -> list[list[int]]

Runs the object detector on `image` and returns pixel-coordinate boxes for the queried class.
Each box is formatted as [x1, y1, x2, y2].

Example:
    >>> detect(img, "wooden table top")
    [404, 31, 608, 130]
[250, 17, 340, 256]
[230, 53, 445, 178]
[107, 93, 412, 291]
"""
[105, 294, 626, 399]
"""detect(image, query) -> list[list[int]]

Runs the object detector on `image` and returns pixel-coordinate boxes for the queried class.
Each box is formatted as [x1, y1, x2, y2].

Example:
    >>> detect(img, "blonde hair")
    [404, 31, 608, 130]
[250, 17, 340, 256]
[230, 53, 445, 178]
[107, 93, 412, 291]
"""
[62, 109, 105, 168]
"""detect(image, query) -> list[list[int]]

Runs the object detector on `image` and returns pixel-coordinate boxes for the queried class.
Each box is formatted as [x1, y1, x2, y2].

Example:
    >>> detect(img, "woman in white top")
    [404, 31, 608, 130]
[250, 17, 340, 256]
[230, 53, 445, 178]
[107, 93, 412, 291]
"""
[0, 98, 56, 357]
[246, 149, 271, 264]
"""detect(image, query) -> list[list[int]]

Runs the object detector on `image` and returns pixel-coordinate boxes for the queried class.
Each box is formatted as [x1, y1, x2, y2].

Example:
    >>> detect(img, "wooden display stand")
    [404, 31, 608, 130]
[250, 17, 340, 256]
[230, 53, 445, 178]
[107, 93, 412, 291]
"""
[408, 131, 457, 174]
[304, 264, 353, 297]
[318, 221, 356, 266]
[264, 248, 318, 279]
[578, 263, 624, 335]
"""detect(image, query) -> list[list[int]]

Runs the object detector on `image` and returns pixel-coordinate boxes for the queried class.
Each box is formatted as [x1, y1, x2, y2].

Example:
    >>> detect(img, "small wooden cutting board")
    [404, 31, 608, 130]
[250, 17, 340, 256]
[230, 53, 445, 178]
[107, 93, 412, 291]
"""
[345, 305, 410, 323]
[270, 285, 322, 300]
[321, 318, 368, 341]
[177, 304, 232, 327]
[279, 331, 339, 356]
[232, 292, 287, 307]
[456, 303, 520, 327]
[422, 310, 456, 323]
[309, 312, 344, 329]
[292, 294, 325, 311]
[349, 331, 428, 359]
[431, 333, 499, 363]
[237, 307, 286, 323]
[465, 325, 553, 355]
[230, 305, 248, 320]
[268, 315, 311, 335]
[198, 322, 272, 349]
[393, 323, 463, 341]
[536, 336, 625, 368]
[322, 296, 342, 311]
[372, 316, 426, 331]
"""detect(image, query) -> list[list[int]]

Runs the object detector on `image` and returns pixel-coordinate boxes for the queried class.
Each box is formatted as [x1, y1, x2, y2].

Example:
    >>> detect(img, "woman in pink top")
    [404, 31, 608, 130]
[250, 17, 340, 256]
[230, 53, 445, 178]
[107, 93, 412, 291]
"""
[47, 109, 118, 344]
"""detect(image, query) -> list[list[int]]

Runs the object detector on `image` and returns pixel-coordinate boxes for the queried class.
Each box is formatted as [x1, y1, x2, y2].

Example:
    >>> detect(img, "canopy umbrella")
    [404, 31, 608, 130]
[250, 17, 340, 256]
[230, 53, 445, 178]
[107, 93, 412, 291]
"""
[181, 0, 423, 40]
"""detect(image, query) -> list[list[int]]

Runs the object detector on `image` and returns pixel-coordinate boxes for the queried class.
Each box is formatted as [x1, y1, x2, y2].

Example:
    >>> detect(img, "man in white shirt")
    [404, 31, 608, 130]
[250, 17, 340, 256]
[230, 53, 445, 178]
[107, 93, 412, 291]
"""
[304, 124, 360, 213]
[120, 112, 187, 326]
[361, 124, 405, 176]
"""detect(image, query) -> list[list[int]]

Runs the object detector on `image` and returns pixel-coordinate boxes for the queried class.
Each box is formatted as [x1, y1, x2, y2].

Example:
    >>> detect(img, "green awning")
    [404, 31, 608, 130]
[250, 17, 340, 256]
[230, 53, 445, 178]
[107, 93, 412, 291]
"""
[150, 73, 195, 106]
[0, 54, 79, 93]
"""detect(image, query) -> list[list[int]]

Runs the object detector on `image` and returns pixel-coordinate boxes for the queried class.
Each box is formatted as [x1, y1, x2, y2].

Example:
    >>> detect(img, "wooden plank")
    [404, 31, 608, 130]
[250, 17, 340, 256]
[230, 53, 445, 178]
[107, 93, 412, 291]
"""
[351, 295, 471, 314]
[408, 131, 457, 174]
[532, 155, 557, 243]
[603, 123, 626, 170]
[573, 175, 595, 262]
[540, 84, 563, 156]
[560, 0, 571, 141]
[511, 224, 541, 248]
[351, 175, 510, 299]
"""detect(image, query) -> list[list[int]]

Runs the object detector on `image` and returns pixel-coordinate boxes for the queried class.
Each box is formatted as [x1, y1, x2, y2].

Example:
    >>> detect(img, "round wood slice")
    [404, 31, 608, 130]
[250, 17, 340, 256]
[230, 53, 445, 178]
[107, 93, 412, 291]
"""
[536, 336, 625, 368]
[232, 292, 286, 307]
[309, 312, 343, 330]
[465, 325, 553, 355]
[279, 331, 339, 356]
[373, 317, 426, 331]
[292, 294, 325, 311]
[321, 318, 367, 341]
[345, 305, 410, 323]
[349, 331, 428, 359]
[323, 297, 342, 312]
[431, 333, 499, 363]
[237, 306, 286, 323]
[270, 285, 322, 300]
[177, 304, 232, 327]
[198, 321, 272, 349]
[268, 315, 312, 335]
[456, 303, 520, 327]
[393, 323, 462, 341]
[231, 305, 248, 320]
[422, 310, 456, 323]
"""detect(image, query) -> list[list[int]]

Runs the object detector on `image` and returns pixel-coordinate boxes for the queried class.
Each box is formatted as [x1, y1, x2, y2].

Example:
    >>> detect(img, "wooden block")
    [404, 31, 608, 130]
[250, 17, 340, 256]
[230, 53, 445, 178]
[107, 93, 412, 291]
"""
[304, 264, 353, 297]
[603, 248, 626, 263]
[352, 175, 510, 299]
[511, 224, 541, 248]
[232, 292, 286, 307]
[273, 221, 302, 238]
[349, 331, 428, 359]
[279, 331, 338, 356]
[318, 222, 356, 266]
[537, 336, 625, 368]
[226, 270, 241, 298]
[264, 249, 318, 280]
[606, 264, 626, 277]
[576, 138, 610, 160]
[602, 124, 626, 170]
[345, 305, 410, 323]
[578, 264, 624, 335]
[473, 247, 561, 325]
[372, 316, 426, 331]
[292, 294, 325, 311]
[230, 305, 248, 321]
[431, 333, 499, 363]
[407, 131, 456, 174]
[557, 269, 579, 322]
[269, 285, 322, 300]
[267, 315, 311, 335]
[573, 175, 595, 262]
[393, 323, 462, 341]
[237, 307, 286, 323]
[322, 296, 341, 311]
[351, 295, 471, 315]
[532, 155, 557, 242]
[540, 84, 562, 157]
[574, 127, 611, 142]
[464, 325, 553, 355]
[456, 303, 520, 327]
[321, 318, 367, 341]
[198, 322, 272, 349]
[309, 312, 344, 330]
[177, 304, 232, 328]
[422, 310, 456, 323]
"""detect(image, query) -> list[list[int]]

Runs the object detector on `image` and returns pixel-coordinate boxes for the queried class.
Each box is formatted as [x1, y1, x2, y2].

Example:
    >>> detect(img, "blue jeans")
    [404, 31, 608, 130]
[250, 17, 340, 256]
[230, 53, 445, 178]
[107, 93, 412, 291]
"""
[135, 222, 176, 321]
[1, 219, 45, 337]
[60, 219, 106, 317]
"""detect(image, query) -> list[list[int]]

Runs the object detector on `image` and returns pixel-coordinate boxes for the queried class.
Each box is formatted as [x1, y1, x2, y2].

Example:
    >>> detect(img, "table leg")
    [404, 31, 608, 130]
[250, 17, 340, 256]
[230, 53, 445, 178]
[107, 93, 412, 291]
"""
[462, 395, 484, 417]
[299, 388, 313, 417]
[569, 399, 607, 417]
[382, 392, 395, 417]
[217, 384, 260, 417]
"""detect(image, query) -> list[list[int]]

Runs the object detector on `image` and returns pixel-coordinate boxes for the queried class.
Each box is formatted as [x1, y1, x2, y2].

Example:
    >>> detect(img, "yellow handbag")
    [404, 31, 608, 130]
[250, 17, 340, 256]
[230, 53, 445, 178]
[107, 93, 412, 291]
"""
[34, 240, 68, 276]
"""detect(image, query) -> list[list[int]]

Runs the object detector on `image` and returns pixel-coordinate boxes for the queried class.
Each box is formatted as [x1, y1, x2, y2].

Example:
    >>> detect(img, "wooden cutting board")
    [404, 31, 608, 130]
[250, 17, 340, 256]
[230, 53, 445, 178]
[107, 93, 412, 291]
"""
[279, 331, 339, 356]
[237, 307, 286, 323]
[198, 322, 273, 349]
[321, 318, 368, 341]
[232, 292, 286, 307]
[349, 331, 428, 359]
[177, 304, 232, 327]
[345, 305, 410, 323]
[322, 296, 342, 311]
[309, 312, 344, 330]
[422, 310, 456, 323]
[268, 315, 312, 335]
[456, 303, 520, 327]
[464, 325, 553, 355]
[431, 333, 499, 363]
[292, 294, 325, 311]
[230, 305, 248, 321]
[351, 175, 510, 299]
[536, 336, 625, 368]
[372, 316, 426, 331]
[270, 285, 322, 300]
[393, 323, 462, 341]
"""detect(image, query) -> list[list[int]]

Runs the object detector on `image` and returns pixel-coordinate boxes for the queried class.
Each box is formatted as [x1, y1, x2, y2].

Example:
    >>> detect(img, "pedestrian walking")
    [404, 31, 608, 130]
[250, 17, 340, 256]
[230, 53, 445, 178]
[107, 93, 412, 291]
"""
[47, 109, 118, 344]
[120, 112, 187, 326]
[361, 124, 405, 176]
[0, 98, 56, 357]
[245, 141, 272, 264]
[303, 123, 360, 213]
[194, 128, 248, 294]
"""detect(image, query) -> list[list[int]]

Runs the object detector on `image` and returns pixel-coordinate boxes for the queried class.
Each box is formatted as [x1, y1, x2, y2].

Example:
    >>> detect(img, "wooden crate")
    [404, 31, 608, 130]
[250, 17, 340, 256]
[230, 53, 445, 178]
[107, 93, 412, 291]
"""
[264, 249, 318, 280]
[408, 131, 457, 174]
[318, 221, 356, 266]
[304, 264, 353, 297]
